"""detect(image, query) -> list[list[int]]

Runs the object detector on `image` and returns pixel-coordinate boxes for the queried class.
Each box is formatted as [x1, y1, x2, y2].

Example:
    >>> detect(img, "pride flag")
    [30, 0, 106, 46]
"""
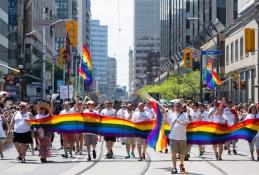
[79, 44, 93, 86]
[146, 97, 167, 152]
[205, 59, 222, 90]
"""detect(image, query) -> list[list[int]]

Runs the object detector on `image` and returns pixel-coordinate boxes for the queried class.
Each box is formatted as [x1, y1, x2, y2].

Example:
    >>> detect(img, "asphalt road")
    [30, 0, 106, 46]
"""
[0, 135, 258, 175]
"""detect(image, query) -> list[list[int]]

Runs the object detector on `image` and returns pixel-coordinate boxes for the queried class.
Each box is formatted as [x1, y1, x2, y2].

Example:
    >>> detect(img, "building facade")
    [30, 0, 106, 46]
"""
[224, 1, 259, 103]
[107, 57, 117, 99]
[130, 0, 161, 93]
[0, 1, 9, 90]
[90, 20, 108, 96]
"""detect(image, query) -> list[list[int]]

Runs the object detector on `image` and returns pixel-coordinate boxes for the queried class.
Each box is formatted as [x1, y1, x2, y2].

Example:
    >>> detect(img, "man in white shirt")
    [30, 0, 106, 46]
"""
[132, 103, 152, 161]
[144, 102, 157, 119]
[101, 100, 117, 159]
[117, 103, 127, 145]
[167, 102, 190, 174]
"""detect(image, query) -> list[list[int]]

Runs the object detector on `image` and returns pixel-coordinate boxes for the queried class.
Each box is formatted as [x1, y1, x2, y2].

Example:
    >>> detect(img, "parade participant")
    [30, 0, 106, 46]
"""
[8, 102, 32, 163]
[73, 101, 84, 155]
[34, 102, 52, 163]
[223, 101, 238, 155]
[60, 101, 75, 158]
[211, 100, 226, 160]
[244, 104, 259, 161]
[117, 103, 127, 145]
[101, 100, 117, 159]
[26, 104, 35, 156]
[132, 102, 152, 161]
[166, 102, 190, 174]
[0, 112, 9, 159]
[145, 102, 157, 119]
[238, 104, 248, 121]
[84, 100, 98, 161]
[123, 104, 136, 158]
[188, 102, 203, 156]
[198, 103, 209, 122]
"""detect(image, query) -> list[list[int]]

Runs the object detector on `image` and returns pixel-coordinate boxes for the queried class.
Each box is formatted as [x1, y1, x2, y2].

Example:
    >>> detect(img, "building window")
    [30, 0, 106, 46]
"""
[231, 42, 234, 63]
[186, 0, 190, 12]
[235, 40, 238, 61]
[226, 45, 229, 65]
[240, 37, 244, 59]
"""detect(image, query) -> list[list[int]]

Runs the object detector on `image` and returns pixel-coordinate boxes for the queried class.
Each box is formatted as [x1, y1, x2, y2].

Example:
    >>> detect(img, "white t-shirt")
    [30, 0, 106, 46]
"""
[0, 116, 6, 138]
[223, 108, 236, 126]
[199, 111, 209, 121]
[101, 108, 116, 117]
[117, 109, 126, 118]
[35, 114, 49, 120]
[144, 107, 156, 119]
[167, 112, 190, 140]
[190, 109, 201, 121]
[60, 108, 74, 115]
[123, 110, 133, 121]
[84, 109, 98, 114]
[212, 114, 226, 124]
[132, 111, 152, 123]
[14, 112, 31, 133]
[245, 113, 259, 137]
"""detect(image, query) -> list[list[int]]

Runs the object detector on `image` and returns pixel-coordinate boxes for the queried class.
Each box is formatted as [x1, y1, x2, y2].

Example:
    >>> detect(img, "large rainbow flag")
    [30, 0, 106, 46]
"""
[146, 97, 167, 151]
[79, 44, 93, 86]
[29, 113, 259, 145]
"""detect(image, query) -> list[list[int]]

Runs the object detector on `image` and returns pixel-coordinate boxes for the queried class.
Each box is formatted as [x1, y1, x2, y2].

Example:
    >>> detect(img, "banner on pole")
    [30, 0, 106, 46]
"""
[60, 85, 73, 99]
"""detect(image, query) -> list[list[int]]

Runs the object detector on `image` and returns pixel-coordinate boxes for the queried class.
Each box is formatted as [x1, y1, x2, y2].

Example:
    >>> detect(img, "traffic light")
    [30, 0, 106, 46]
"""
[59, 48, 65, 66]
[183, 48, 193, 68]
[245, 28, 255, 52]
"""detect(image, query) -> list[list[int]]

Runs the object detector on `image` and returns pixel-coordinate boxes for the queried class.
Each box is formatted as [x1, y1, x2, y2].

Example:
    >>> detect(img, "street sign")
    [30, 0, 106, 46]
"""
[201, 50, 223, 55]
[60, 85, 73, 99]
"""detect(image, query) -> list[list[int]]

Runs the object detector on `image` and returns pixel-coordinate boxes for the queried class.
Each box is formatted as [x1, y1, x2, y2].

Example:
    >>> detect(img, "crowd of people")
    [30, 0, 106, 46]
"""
[0, 95, 259, 174]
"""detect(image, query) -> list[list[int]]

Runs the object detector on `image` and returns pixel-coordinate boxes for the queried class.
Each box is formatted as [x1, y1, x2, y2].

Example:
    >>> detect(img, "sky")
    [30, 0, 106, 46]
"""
[91, 0, 133, 89]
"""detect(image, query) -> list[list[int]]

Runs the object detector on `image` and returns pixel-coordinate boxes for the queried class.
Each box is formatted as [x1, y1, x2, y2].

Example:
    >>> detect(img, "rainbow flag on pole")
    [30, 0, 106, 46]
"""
[146, 94, 167, 151]
[79, 44, 93, 86]
[205, 59, 222, 90]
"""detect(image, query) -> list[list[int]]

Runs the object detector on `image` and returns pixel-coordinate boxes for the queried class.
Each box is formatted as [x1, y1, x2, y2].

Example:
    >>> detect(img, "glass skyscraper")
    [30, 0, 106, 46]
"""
[90, 20, 108, 96]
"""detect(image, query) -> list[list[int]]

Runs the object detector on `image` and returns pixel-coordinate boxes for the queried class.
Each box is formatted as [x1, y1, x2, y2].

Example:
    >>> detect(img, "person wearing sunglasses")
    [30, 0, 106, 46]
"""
[166, 102, 190, 174]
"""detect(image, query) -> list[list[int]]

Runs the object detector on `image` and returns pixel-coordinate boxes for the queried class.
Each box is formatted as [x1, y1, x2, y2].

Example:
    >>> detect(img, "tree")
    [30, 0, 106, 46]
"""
[138, 70, 200, 100]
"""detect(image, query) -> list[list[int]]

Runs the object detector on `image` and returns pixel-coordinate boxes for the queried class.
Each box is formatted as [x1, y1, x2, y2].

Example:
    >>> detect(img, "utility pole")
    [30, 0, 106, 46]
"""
[42, 8, 47, 100]
[52, 27, 55, 94]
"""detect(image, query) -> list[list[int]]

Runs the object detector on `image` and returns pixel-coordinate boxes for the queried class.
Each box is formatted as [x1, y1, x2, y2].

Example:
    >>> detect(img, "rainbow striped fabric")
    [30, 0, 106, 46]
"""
[29, 114, 259, 145]
[205, 59, 223, 90]
[79, 44, 93, 86]
[146, 98, 167, 151]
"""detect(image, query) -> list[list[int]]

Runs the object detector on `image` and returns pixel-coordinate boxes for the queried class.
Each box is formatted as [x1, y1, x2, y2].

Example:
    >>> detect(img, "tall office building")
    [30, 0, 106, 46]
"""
[160, 0, 238, 64]
[107, 57, 117, 99]
[0, 1, 9, 90]
[90, 20, 108, 96]
[130, 0, 160, 93]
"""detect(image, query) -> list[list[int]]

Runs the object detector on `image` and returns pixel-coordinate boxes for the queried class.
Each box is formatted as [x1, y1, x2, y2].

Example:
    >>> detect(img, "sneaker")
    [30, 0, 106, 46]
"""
[131, 152, 135, 158]
[171, 168, 178, 174]
[0, 153, 4, 159]
[224, 145, 228, 150]
[111, 149, 113, 156]
[79, 151, 83, 155]
[142, 153, 145, 160]
[87, 155, 91, 161]
[199, 151, 203, 156]
[233, 150, 237, 155]
[93, 150, 96, 159]
[125, 155, 130, 159]
[62, 154, 68, 158]
[165, 148, 168, 154]
[180, 165, 185, 172]
[228, 150, 231, 155]
[106, 153, 112, 159]
[257, 157, 259, 161]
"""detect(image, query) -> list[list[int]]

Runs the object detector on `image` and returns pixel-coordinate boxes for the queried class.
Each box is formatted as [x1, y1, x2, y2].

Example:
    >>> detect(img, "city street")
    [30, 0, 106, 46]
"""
[0, 135, 258, 175]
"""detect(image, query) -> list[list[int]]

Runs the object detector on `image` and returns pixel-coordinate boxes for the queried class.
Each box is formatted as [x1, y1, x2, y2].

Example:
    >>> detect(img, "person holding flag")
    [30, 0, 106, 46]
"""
[166, 102, 190, 174]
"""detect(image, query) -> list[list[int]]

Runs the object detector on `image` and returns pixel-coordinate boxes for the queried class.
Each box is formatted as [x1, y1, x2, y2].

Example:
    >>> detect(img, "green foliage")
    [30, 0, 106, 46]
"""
[138, 70, 200, 100]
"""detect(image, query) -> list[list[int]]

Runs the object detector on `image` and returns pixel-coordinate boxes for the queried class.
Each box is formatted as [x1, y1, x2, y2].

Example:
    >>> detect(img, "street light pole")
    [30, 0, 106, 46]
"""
[200, 54, 203, 103]
[42, 10, 47, 100]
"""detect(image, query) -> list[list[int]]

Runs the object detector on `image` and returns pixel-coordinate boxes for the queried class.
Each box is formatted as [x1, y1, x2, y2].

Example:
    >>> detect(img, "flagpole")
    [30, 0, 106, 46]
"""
[52, 28, 55, 94]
